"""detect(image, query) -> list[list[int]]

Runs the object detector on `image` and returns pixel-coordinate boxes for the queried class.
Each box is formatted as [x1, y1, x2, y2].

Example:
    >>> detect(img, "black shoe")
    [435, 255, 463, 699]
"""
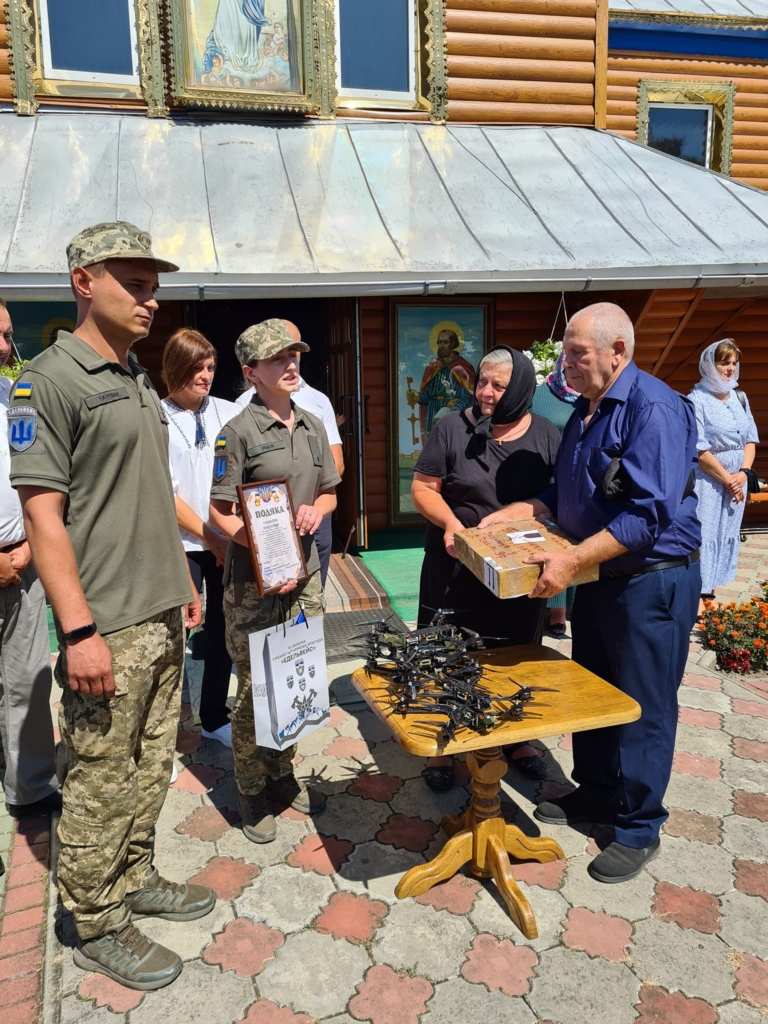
[7, 791, 63, 819]
[587, 839, 661, 883]
[533, 787, 616, 827]
[0, 853, 4, 877]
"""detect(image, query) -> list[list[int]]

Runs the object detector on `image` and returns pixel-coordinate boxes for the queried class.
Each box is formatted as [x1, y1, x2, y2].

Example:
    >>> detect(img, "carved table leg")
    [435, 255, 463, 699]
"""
[395, 744, 563, 938]
[395, 831, 473, 899]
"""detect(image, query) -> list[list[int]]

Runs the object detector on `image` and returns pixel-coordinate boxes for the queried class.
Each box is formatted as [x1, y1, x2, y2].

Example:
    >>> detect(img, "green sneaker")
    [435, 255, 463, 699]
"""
[238, 792, 277, 844]
[73, 924, 182, 991]
[266, 775, 326, 814]
[125, 870, 215, 922]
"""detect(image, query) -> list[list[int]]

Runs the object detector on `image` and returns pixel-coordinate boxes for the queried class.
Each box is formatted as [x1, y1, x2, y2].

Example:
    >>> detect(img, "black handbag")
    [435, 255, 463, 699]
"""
[743, 467, 760, 494]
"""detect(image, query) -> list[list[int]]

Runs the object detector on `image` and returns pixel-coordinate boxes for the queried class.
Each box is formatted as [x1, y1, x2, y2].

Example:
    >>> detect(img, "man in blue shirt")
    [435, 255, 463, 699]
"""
[480, 302, 701, 884]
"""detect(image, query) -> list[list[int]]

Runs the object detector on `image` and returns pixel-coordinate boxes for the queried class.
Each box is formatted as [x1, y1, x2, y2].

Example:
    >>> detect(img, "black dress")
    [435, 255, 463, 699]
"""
[415, 409, 561, 647]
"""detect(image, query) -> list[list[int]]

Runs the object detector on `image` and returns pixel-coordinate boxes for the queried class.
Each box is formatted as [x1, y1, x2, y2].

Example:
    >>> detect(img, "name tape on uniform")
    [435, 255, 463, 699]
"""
[247, 441, 285, 457]
[84, 388, 129, 410]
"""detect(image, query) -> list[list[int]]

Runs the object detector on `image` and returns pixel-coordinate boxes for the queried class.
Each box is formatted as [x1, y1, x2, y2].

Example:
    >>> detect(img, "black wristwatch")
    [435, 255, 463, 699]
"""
[62, 622, 98, 644]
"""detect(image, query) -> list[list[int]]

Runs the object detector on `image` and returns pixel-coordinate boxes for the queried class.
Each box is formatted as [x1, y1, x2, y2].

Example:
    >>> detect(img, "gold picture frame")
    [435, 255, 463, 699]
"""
[636, 79, 735, 176]
[5, 0, 167, 116]
[166, 0, 336, 115]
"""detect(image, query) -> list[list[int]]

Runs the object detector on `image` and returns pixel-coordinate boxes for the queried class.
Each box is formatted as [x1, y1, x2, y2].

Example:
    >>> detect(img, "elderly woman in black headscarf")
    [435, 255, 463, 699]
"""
[412, 346, 562, 791]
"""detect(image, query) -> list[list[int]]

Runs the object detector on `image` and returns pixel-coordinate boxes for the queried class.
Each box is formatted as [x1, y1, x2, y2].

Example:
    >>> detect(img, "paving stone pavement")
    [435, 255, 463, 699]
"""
[2, 538, 768, 1023]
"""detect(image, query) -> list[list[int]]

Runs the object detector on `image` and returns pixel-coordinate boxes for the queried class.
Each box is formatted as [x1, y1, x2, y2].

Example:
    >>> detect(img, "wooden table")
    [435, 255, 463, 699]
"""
[351, 644, 641, 939]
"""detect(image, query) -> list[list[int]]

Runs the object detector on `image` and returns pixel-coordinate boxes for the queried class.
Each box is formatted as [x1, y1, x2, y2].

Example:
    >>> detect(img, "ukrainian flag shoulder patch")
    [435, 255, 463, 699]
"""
[14, 381, 33, 398]
[215, 435, 227, 449]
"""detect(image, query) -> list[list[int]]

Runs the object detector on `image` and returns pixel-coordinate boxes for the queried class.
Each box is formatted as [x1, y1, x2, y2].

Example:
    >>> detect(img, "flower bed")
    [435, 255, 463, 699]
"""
[697, 586, 768, 673]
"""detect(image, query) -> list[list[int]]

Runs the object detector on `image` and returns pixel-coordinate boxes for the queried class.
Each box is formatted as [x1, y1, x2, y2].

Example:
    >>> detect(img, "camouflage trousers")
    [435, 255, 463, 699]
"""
[224, 573, 324, 797]
[56, 606, 184, 940]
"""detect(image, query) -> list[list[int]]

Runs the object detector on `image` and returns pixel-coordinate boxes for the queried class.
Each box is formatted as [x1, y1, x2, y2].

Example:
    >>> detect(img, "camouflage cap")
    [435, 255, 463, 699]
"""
[66, 221, 180, 274]
[235, 319, 309, 365]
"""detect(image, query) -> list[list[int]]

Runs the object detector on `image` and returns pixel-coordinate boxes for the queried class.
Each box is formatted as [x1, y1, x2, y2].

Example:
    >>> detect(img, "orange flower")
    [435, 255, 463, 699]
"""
[713, 618, 721, 624]
[697, 623, 706, 631]
[735, 614, 742, 621]
[754, 639, 763, 648]
[709, 640, 716, 646]
[717, 625, 726, 632]
[760, 621, 767, 630]
[732, 631, 740, 639]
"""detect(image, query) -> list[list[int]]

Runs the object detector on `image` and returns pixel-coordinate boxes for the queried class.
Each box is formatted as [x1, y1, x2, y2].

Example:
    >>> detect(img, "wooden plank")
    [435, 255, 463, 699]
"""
[448, 99, 595, 122]
[594, 0, 608, 128]
[448, 55, 595, 81]
[447, 78, 593, 103]
[631, 291, 660, 335]
[651, 291, 704, 377]
[734, 120, 768, 136]
[446, 9, 596, 37]
[447, 31, 594, 61]
[608, 55, 768, 79]
[447, 0, 597, 15]
[731, 162, 768, 178]
[608, 70, 768, 94]
[662, 299, 756, 383]
[732, 136, 768, 151]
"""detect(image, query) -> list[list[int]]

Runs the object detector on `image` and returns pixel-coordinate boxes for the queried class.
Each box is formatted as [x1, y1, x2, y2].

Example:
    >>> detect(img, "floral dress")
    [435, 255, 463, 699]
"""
[689, 386, 759, 592]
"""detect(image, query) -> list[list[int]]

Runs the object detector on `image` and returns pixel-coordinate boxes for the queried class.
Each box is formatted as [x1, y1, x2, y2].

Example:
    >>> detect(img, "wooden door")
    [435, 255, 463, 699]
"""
[326, 297, 366, 548]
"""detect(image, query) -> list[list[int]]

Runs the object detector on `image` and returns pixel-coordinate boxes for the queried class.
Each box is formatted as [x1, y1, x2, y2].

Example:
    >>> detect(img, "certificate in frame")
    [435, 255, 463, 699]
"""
[237, 478, 309, 596]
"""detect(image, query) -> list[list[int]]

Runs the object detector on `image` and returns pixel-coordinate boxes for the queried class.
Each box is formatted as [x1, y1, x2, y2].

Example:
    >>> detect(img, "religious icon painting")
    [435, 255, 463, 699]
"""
[387, 299, 494, 526]
[166, 0, 334, 113]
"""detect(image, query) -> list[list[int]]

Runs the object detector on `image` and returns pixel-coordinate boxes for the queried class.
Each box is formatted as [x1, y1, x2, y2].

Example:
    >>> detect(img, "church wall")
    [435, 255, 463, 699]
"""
[606, 52, 768, 191]
[445, 0, 604, 125]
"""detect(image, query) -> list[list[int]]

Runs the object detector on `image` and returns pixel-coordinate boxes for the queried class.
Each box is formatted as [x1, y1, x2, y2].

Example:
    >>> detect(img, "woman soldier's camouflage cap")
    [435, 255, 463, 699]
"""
[235, 319, 310, 365]
[66, 221, 180, 273]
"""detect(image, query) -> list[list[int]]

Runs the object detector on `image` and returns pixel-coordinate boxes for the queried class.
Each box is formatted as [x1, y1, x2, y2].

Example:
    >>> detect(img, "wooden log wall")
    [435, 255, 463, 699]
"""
[645, 293, 768, 481]
[445, 0, 602, 125]
[606, 53, 768, 190]
[0, 5, 12, 102]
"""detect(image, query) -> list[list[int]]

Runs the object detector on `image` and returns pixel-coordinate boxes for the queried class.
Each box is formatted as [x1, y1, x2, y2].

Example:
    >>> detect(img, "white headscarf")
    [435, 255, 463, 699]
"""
[696, 341, 740, 395]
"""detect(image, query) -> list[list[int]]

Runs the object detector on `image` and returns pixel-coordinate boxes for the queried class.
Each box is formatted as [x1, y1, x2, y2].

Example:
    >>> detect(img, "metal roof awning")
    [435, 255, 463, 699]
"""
[2, 113, 768, 300]
[610, 0, 768, 17]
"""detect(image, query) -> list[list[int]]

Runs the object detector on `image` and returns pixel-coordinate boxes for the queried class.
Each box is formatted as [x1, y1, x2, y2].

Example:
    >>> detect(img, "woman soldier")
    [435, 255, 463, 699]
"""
[210, 319, 340, 844]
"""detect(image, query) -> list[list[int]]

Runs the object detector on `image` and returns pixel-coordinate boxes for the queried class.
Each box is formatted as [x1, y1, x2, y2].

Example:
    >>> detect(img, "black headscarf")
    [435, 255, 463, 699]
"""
[469, 345, 536, 465]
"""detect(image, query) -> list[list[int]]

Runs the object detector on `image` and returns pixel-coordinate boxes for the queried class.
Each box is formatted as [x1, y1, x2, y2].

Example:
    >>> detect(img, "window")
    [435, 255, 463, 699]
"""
[637, 81, 735, 176]
[37, 0, 140, 86]
[647, 104, 713, 168]
[335, 0, 417, 103]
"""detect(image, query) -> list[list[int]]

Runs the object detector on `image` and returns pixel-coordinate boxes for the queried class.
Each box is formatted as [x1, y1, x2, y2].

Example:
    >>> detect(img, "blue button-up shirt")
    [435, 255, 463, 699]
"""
[537, 361, 701, 572]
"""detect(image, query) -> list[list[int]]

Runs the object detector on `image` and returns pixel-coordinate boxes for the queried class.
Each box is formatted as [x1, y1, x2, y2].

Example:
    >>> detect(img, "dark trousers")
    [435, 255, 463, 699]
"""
[315, 516, 333, 588]
[187, 551, 232, 733]
[570, 560, 700, 849]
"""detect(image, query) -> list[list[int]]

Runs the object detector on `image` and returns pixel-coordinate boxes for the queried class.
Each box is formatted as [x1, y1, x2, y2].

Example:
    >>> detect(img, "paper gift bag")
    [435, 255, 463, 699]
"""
[249, 614, 330, 751]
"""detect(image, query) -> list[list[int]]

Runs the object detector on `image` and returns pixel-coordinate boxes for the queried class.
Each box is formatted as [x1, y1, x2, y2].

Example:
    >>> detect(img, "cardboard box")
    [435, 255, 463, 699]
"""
[454, 518, 599, 599]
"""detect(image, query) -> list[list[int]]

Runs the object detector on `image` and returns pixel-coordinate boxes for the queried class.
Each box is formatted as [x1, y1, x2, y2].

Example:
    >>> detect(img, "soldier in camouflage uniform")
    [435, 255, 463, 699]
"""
[210, 319, 340, 843]
[9, 223, 215, 991]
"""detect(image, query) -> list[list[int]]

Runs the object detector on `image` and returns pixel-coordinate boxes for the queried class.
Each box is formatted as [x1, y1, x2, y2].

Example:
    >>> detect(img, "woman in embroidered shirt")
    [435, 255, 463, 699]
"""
[689, 339, 759, 615]
[162, 329, 240, 749]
